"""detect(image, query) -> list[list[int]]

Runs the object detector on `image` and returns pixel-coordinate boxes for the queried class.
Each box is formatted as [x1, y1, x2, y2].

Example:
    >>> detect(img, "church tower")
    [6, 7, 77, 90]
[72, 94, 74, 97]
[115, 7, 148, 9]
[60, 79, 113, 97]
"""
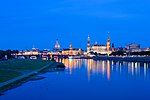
[69, 43, 73, 55]
[106, 36, 111, 51]
[87, 36, 91, 52]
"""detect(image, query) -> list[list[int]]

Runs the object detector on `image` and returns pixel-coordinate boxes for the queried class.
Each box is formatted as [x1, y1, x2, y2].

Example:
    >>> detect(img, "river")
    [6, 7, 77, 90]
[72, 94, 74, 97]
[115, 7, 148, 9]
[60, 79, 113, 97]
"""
[0, 59, 150, 100]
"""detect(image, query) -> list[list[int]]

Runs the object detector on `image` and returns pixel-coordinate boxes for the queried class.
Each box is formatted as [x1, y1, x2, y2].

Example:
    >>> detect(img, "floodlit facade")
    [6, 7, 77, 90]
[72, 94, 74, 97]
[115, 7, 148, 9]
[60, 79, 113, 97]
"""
[23, 48, 39, 55]
[62, 43, 83, 56]
[87, 36, 112, 55]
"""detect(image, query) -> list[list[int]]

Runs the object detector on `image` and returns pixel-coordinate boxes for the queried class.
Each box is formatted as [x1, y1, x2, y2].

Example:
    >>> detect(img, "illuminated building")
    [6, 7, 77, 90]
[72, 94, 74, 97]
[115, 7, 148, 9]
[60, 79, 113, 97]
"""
[106, 36, 111, 51]
[24, 48, 39, 55]
[62, 43, 84, 56]
[87, 36, 112, 55]
[91, 42, 107, 54]
[42, 49, 49, 55]
[50, 39, 62, 55]
[126, 43, 140, 51]
[53, 39, 61, 52]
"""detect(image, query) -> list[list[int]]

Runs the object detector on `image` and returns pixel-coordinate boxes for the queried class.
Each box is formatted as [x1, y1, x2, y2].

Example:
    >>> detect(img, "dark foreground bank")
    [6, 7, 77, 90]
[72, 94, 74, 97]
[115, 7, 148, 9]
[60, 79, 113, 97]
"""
[0, 59, 65, 93]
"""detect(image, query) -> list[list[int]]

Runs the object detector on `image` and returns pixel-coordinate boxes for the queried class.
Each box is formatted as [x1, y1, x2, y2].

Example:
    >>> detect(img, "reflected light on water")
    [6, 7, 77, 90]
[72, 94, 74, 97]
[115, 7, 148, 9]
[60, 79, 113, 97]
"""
[107, 60, 111, 80]
[59, 59, 150, 81]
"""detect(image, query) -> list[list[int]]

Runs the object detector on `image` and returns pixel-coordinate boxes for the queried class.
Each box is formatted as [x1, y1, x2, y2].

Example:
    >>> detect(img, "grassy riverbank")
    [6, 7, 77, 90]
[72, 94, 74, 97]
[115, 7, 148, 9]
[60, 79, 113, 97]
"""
[0, 59, 52, 83]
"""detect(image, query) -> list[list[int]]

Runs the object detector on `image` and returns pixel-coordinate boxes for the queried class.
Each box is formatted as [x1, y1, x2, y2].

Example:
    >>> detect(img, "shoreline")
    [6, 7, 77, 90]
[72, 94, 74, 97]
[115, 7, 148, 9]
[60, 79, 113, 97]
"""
[0, 61, 65, 93]
[93, 56, 150, 63]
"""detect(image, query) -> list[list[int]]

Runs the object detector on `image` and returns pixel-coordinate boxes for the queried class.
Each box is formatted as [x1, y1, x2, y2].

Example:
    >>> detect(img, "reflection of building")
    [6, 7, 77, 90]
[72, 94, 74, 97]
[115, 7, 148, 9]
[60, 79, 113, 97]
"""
[59, 59, 150, 81]
[62, 43, 84, 56]
[87, 36, 112, 55]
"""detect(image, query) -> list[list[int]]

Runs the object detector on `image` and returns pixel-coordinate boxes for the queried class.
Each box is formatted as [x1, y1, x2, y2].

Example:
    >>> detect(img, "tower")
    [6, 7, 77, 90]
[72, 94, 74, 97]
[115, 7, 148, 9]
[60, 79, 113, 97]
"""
[69, 43, 73, 55]
[54, 39, 60, 50]
[106, 36, 111, 51]
[87, 36, 91, 52]
[112, 43, 115, 51]
[69, 43, 73, 50]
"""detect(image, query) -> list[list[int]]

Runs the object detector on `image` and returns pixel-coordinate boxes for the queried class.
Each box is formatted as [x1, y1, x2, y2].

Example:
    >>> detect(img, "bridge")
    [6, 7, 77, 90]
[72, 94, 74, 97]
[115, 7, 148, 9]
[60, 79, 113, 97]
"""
[13, 54, 69, 60]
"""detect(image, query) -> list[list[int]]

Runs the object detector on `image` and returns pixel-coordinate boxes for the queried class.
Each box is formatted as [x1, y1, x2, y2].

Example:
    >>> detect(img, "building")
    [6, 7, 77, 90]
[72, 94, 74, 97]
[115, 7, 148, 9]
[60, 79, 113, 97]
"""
[62, 43, 84, 56]
[126, 43, 140, 52]
[87, 36, 112, 55]
[91, 42, 107, 54]
[53, 39, 61, 51]
[23, 48, 39, 55]
[42, 49, 50, 55]
[126, 43, 140, 50]
[50, 39, 62, 55]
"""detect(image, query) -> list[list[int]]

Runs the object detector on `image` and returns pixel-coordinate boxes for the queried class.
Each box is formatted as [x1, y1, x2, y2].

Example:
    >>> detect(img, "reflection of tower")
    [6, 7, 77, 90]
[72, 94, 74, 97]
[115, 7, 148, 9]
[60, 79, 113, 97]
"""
[54, 39, 60, 49]
[87, 59, 92, 81]
[107, 61, 111, 80]
[106, 36, 111, 51]
[87, 36, 91, 53]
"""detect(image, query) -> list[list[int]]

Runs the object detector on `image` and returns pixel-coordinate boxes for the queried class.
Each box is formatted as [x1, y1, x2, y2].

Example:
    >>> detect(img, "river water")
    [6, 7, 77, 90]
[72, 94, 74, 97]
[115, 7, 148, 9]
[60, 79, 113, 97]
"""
[0, 59, 150, 100]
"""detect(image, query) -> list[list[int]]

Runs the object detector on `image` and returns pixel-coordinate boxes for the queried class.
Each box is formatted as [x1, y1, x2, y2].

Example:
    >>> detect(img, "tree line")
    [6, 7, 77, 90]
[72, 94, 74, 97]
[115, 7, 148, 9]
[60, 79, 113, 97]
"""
[110, 50, 150, 56]
[0, 50, 19, 59]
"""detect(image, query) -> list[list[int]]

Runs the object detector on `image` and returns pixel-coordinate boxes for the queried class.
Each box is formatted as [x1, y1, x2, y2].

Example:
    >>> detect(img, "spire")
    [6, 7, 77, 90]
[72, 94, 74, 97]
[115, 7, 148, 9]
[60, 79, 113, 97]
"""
[107, 35, 110, 42]
[107, 35, 111, 51]
[87, 36, 91, 52]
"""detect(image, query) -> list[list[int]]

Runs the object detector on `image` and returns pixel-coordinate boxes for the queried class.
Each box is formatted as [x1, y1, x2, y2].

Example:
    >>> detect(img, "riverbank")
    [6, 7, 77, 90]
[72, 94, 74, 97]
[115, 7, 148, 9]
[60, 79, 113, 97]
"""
[0, 59, 65, 93]
[93, 56, 150, 62]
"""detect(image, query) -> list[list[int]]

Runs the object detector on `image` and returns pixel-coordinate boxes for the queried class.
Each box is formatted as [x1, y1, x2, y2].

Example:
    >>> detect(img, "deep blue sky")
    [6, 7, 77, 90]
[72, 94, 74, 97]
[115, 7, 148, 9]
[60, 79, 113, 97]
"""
[0, 0, 150, 50]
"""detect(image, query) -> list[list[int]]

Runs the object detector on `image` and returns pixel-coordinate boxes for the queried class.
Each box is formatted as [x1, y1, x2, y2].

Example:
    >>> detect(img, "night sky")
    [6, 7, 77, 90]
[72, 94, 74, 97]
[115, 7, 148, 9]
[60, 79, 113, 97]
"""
[0, 0, 150, 50]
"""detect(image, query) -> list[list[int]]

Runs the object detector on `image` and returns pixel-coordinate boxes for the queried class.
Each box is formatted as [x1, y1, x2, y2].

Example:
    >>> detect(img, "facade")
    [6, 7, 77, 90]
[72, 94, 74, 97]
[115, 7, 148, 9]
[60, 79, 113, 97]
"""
[91, 42, 107, 54]
[126, 43, 140, 50]
[53, 39, 61, 51]
[87, 36, 112, 55]
[51, 39, 62, 55]
[62, 43, 83, 56]
[23, 48, 39, 55]
[126, 43, 140, 52]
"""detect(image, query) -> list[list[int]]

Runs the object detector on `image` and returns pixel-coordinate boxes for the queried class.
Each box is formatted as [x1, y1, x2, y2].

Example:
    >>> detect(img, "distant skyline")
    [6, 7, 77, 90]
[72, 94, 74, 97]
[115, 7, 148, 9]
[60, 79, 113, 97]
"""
[0, 0, 150, 50]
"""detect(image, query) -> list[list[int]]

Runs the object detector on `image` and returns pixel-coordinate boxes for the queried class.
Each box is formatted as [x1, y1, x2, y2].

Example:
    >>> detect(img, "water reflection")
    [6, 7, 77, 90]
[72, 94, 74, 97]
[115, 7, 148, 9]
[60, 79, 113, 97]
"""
[58, 59, 150, 81]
